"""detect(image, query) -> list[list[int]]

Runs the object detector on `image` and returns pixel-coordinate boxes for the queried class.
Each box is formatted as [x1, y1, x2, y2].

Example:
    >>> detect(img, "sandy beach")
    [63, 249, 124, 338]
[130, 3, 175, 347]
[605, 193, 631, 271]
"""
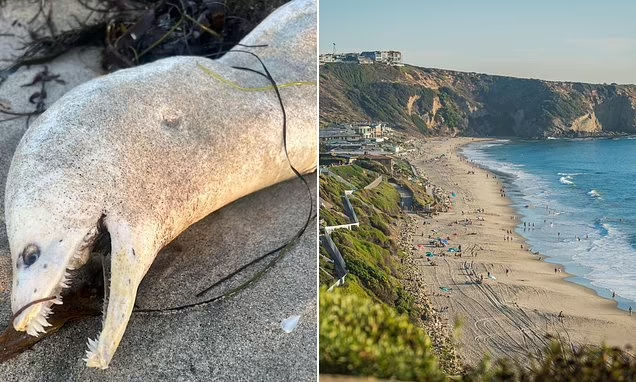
[402, 137, 636, 366]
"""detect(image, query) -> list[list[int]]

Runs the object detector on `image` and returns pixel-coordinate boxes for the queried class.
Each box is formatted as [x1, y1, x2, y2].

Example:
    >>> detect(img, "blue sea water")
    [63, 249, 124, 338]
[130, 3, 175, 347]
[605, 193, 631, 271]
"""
[462, 138, 636, 310]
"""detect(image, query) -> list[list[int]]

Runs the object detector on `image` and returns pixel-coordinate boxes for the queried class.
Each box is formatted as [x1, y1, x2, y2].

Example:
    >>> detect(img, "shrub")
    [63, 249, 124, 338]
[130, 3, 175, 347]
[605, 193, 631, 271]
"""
[463, 341, 636, 382]
[320, 287, 446, 382]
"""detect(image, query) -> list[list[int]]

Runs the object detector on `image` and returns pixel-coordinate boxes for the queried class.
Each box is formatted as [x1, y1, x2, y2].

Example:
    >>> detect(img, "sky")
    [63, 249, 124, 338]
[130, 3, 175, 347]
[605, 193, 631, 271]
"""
[319, 0, 636, 85]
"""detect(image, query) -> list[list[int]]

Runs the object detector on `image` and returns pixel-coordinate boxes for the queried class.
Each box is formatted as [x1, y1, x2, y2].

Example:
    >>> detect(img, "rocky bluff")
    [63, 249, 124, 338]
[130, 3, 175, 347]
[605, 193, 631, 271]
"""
[320, 63, 636, 138]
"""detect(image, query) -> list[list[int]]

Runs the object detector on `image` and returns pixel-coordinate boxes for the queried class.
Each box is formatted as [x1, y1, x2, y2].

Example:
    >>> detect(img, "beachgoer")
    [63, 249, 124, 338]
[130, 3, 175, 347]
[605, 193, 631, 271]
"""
[555, 268, 557, 274]
[521, 244, 523, 249]
[506, 269, 509, 276]
[630, 306, 633, 316]
[612, 291, 616, 299]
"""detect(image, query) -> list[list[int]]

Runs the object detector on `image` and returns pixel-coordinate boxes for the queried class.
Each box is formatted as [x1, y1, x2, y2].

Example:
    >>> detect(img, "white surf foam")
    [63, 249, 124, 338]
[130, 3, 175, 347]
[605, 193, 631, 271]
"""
[463, 141, 636, 304]
[573, 223, 636, 301]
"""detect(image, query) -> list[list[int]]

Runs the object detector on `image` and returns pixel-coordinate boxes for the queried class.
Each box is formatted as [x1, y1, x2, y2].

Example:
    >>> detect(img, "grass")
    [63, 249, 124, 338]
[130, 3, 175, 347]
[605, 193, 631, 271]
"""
[329, 165, 378, 189]
[319, 174, 347, 206]
[320, 207, 349, 226]
[356, 182, 402, 217]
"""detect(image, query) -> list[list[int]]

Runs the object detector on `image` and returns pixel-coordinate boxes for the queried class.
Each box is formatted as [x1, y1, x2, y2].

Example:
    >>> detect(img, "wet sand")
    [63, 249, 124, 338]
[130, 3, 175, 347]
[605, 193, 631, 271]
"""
[402, 137, 636, 366]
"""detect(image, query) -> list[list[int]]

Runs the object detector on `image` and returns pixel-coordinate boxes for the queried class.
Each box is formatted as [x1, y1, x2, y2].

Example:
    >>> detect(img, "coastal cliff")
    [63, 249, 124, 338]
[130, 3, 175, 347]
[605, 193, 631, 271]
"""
[319, 63, 636, 138]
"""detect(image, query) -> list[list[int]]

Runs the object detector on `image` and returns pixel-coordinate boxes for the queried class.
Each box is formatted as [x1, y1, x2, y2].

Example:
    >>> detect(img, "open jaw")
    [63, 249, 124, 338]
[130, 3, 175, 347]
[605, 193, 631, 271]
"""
[12, 269, 72, 336]
[12, 226, 104, 337]
[11, 249, 112, 368]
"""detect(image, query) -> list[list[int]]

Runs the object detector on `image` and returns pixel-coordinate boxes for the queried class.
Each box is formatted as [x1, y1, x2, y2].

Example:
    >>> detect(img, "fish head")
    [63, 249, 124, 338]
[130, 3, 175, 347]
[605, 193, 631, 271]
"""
[7, 205, 102, 336]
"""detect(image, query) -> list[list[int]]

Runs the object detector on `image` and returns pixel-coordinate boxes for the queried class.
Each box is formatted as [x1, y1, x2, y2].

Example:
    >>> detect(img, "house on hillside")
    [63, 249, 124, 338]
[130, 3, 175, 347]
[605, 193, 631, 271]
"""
[360, 50, 403, 65]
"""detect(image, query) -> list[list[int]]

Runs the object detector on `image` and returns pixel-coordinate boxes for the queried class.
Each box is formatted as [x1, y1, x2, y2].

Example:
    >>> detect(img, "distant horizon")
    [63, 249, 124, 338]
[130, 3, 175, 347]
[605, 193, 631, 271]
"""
[319, 0, 636, 85]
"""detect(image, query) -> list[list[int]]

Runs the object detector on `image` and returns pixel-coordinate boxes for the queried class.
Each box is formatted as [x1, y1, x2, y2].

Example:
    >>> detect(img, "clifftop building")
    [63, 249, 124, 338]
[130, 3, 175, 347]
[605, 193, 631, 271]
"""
[360, 51, 402, 65]
[320, 50, 403, 66]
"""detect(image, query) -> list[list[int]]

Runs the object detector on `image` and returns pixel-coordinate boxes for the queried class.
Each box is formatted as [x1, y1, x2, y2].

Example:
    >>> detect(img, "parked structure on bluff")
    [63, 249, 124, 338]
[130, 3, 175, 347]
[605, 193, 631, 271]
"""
[360, 50, 402, 65]
[319, 50, 403, 66]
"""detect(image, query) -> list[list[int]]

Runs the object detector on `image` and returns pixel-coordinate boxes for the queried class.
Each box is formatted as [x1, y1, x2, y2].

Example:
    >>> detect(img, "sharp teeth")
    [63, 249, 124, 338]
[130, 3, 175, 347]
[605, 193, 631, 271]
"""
[36, 316, 51, 328]
[27, 322, 43, 336]
[52, 298, 63, 305]
[87, 338, 99, 353]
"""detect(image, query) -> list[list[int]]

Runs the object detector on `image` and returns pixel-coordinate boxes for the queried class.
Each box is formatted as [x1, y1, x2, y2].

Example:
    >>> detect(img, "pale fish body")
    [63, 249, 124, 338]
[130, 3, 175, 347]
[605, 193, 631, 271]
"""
[5, 0, 316, 369]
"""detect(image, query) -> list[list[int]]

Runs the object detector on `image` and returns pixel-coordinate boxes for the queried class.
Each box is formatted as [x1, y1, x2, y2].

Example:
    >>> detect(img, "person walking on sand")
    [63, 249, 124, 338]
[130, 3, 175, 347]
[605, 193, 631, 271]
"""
[630, 306, 632, 316]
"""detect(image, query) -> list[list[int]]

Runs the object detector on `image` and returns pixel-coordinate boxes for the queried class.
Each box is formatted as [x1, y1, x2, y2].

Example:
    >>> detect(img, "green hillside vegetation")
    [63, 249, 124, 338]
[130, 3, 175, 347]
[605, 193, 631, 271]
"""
[320, 287, 636, 381]
[462, 341, 636, 382]
[320, 288, 446, 382]
[330, 196, 416, 316]
[393, 159, 416, 178]
[355, 158, 392, 175]
[320, 163, 420, 316]
[320, 162, 434, 316]
[329, 164, 378, 189]
[320, 63, 636, 138]
[319, 244, 336, 285]
[354, 182, 402, 218]
[319, 175, 349, 226]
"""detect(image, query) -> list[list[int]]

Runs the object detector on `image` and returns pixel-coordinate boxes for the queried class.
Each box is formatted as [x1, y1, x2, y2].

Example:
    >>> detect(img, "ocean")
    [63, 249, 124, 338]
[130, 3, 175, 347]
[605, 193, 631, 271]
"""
[462, 138, 636, 311]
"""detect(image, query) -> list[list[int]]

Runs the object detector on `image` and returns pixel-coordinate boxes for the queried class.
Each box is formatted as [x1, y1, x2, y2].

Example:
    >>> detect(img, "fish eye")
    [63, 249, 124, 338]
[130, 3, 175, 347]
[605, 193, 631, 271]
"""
[21, 244, 40, 267]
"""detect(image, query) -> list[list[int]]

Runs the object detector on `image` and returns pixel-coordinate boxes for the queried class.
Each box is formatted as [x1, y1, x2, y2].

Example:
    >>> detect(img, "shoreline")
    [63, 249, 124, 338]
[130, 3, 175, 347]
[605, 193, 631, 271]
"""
[457, 138, 636, 312]
[402, 137, 636, 366]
